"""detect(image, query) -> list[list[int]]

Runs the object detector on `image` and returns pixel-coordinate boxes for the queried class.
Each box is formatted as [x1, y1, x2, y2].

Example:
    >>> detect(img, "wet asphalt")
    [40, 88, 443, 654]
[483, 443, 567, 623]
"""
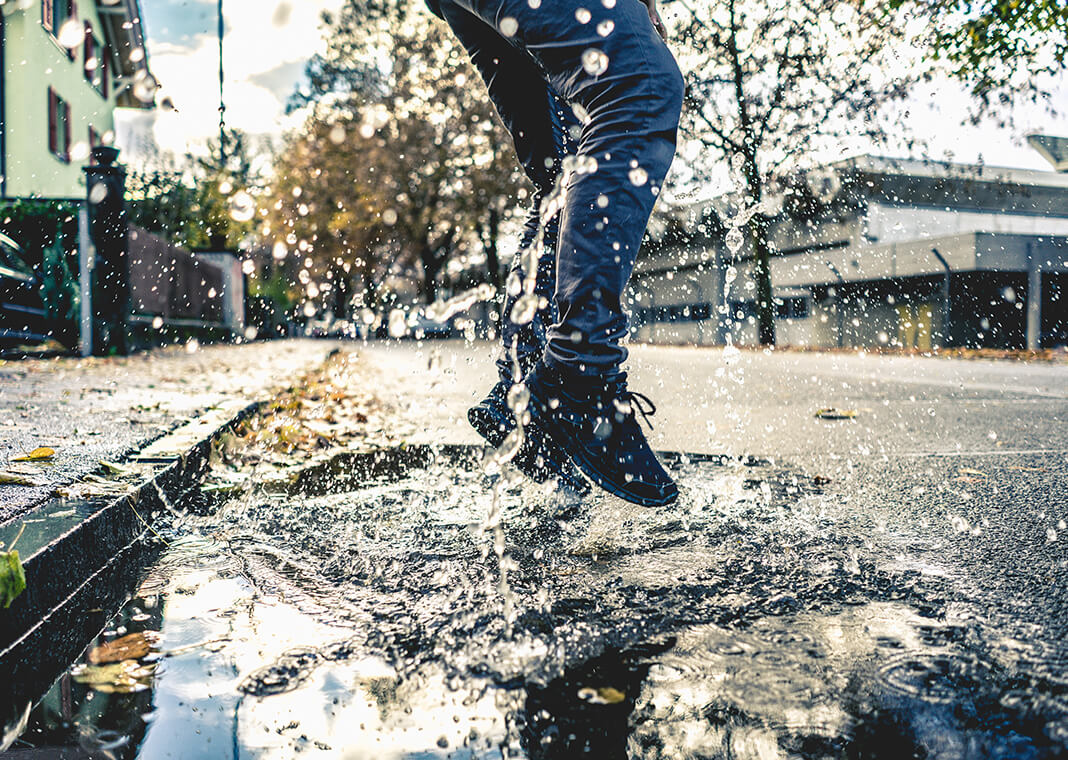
[5, 339, 1068, 758]
[363, 339, 1068, 689]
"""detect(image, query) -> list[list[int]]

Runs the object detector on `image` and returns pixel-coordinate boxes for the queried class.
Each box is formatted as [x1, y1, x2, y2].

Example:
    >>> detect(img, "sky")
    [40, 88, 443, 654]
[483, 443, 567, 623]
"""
[115, 0, 1068, 179]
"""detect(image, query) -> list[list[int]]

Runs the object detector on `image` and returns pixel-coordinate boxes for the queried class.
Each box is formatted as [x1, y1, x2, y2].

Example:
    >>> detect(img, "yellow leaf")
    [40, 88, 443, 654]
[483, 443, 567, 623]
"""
[11, 447, 55, 462]
[577, 686, 627, 704]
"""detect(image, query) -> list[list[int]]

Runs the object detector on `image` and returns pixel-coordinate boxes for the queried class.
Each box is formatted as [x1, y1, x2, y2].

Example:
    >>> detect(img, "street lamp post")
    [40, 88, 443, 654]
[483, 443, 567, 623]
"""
[218, 0, 226, 163]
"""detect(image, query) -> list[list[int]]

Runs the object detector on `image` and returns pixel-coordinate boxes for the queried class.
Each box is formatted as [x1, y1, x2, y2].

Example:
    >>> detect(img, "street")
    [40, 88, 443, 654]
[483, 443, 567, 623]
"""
[4, 340, 1067, 758]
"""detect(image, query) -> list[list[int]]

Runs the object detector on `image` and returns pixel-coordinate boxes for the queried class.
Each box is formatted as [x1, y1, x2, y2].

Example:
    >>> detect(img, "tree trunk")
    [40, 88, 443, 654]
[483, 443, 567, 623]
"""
[728, 0, 775, 346]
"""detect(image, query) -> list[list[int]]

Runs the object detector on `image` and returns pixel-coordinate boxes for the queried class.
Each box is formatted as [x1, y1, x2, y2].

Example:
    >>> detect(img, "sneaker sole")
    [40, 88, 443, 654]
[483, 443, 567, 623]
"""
[526, 394, 678, 508]
[468, 404, 591, 496]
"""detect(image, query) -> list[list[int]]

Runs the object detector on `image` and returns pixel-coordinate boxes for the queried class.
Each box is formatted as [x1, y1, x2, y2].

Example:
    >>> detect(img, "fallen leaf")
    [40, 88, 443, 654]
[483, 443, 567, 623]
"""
[815, 408, 857, 420]
[100, 460, 136, 477]
[577, 686, 627, 705]
[957, 467, 986, 477]
[72, 659, 156, 693]
[813, 475, 832, 486]
[88, 631, 160, 664]
[0, 472, 35, 486]
[11, 447, 55, 462]
[0, 549, 26, 608]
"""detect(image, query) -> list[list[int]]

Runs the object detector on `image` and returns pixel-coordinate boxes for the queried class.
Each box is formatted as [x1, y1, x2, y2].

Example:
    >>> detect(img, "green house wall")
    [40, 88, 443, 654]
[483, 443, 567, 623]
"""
[3, 0, 123, 199]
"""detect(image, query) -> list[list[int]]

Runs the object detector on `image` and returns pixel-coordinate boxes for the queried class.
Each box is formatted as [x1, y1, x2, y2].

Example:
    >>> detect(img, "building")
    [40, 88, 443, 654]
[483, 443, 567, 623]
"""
[633, 148, 1068, 350]
[1, 0, 154, 200]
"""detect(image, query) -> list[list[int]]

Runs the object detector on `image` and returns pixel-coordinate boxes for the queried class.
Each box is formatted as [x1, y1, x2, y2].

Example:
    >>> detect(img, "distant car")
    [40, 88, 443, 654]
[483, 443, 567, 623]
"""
[0, 232, 50, 347]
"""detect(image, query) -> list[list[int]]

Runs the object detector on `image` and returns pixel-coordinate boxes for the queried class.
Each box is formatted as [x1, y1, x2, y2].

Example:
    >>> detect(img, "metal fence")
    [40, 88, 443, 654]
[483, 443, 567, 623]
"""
[127, 225, 224, 325]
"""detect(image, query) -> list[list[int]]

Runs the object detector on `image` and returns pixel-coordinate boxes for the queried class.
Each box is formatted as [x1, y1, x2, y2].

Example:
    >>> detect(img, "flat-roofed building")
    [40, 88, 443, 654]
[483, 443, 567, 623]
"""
[632, 150, 1068, 350]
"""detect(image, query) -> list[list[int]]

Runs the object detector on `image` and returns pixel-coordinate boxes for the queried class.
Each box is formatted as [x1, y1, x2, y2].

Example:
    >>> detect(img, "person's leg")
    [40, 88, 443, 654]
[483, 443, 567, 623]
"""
[438, 0, 581, 381]
[449, 0, 684, 376]
[438, 0, 591, 494]
[447, 0, 685, 505]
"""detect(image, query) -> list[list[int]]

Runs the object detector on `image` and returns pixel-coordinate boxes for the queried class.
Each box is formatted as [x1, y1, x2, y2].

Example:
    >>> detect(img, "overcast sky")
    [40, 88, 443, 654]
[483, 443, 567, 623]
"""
[116, 0, 1068, 180]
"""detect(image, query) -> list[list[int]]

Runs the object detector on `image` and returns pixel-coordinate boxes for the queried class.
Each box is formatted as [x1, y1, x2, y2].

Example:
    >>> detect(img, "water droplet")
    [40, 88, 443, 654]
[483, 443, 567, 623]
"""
[628, 166, 648, 186]
[131, 73, 158, 104]
[388, 309, 407, 338]
[596, 194, 609, 208]
[499, 16, 519, 36]
[726, 227, 745, 253]
[528, 0, 541, 7]
[575, 7, 592, 23]
[228, 191, 255, 222]
[510, 293, 540, 325]
[596, 19, 614, 36]
[581, 48, 609, 76]
[272, 241, 288, 260]
[328, 124, 345, 144]
[506, 271, 522, 296]
[382, 208, 398, 225]
[57, 18, 84, 48]
[88, 182, 108, 205]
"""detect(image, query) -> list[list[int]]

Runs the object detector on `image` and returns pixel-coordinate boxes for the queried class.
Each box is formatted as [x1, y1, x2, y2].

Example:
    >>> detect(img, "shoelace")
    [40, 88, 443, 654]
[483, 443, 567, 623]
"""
[608, 375, 657, 430]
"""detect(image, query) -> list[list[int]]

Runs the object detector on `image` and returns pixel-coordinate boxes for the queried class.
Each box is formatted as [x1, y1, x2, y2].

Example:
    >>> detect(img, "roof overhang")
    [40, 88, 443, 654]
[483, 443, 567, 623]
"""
[1027, 135, 1068, 173]
[95, 0, 156, 110]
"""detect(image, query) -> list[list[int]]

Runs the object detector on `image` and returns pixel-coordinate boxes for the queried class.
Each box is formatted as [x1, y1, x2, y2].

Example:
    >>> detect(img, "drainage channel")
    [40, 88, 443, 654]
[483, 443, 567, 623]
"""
[4, 442, 1067, 758]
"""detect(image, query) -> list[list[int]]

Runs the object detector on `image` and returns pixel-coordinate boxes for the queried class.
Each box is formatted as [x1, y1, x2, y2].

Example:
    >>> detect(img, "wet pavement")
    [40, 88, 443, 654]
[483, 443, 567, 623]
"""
[4, 341, 1068, 758]
[0, 340, 339, 523]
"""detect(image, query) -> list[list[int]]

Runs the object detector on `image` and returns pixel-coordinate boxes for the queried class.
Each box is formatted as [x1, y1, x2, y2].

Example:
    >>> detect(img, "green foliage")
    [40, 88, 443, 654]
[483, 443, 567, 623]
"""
[39, 238, 80, 334]
[0, 549, 26, 609]
[1, 525, 27, 609]
[127, 128, 263, 250]
[892, 0, 1068, 103]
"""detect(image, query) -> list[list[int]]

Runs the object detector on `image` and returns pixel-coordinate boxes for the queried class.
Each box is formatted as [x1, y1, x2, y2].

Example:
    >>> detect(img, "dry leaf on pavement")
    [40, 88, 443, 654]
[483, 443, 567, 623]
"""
[11, 447, 55, 462]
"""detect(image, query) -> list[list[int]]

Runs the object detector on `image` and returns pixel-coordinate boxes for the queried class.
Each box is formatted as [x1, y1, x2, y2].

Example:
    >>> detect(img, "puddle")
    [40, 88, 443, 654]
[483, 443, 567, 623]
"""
[6, 446, 1068, 758]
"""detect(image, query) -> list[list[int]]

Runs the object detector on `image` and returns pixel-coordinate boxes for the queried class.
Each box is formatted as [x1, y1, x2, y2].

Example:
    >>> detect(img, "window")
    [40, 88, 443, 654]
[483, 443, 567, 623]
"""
[83, 24, 108, 96]
[42, 0, 77, 58]
[88, 126, 101, 148]
[775, 296, 810, 320]
[48, 88, 72, 163]
[42, 0, 76, 34]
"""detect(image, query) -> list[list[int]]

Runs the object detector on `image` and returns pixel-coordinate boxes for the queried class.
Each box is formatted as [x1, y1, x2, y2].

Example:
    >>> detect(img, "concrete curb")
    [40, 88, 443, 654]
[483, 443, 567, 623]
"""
[0, 399, 261, 714]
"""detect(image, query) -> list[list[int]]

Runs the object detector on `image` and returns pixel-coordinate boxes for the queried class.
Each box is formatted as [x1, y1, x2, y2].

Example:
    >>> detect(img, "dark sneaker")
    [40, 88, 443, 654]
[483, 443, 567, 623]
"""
[524, 362, 678, 507]
[468, 379, 591, 495]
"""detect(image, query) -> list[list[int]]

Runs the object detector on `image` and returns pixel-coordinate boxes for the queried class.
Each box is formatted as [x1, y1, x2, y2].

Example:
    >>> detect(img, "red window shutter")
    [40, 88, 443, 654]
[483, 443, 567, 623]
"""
[102, 54, 109, 98]
[63, 100, 71, 161]
[42, 0, 53, 32]
[47, 89, 57, 157]
[84, 24, 93, 81]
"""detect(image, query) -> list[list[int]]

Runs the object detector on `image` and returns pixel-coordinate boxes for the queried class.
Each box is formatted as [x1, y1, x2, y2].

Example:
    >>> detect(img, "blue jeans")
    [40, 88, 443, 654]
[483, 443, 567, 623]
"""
[433, 0, 684, 380]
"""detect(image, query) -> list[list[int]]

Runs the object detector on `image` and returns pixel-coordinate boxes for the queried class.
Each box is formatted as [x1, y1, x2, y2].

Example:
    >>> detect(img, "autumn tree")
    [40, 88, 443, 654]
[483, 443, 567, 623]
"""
[273, 0, 523, 313]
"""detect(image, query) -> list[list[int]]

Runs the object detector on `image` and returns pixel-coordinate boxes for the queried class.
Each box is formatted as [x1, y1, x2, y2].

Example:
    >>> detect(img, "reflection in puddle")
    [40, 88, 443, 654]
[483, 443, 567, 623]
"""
[8, 447, 1068, 758]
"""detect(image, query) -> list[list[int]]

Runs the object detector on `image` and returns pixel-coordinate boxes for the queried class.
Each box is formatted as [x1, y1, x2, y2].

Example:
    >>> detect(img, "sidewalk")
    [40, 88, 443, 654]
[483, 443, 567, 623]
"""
[0, 339, 340, 524]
